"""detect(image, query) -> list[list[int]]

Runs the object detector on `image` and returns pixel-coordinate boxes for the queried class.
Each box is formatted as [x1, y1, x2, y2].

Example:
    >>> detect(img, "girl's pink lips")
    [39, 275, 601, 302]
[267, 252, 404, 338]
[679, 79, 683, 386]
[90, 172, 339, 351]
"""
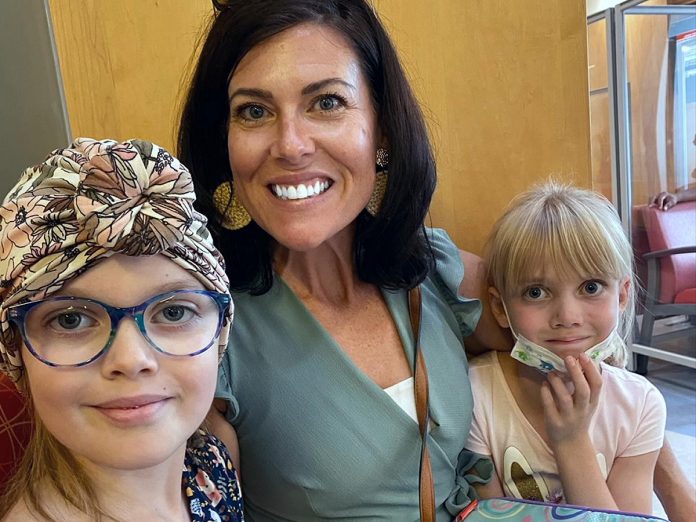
[545, 336, 591, 345]
[90, 395, 172, 426]
[93, 394, 171, 409]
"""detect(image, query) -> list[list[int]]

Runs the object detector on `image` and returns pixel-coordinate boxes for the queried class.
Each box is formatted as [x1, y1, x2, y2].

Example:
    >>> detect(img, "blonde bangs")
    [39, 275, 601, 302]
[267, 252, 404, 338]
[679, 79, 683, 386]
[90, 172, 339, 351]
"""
[486, 181, 632, 296]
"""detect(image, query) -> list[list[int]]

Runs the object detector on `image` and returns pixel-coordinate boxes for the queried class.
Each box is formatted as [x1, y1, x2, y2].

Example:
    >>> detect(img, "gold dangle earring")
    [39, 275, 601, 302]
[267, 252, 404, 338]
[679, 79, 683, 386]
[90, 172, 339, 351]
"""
[366, 147, 389, 216]
[212, 180, 252, 230]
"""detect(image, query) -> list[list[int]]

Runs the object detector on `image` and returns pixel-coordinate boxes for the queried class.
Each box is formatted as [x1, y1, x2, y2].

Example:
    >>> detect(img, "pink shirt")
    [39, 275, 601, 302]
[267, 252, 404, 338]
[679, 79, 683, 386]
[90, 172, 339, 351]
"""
[466, 351, 666, 503]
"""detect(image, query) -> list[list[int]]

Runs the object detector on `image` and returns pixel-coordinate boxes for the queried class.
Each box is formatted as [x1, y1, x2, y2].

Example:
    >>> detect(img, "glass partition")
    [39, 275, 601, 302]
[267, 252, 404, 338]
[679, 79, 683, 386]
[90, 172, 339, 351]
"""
[588, 17, 616, 201]
[587, 1, 696, 373]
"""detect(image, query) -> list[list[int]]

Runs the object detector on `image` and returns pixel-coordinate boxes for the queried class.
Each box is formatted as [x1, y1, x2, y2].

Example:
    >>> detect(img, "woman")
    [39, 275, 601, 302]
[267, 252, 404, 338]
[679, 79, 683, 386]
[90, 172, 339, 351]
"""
[178, 1, 505, 520]
[0, 138, 243, 521]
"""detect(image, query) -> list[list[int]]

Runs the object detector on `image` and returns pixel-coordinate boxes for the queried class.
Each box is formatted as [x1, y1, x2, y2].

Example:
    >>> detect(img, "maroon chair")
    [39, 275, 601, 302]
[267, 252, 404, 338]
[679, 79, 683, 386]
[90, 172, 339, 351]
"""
[635, 201, 696, 373]
[0, 372, 31, 494]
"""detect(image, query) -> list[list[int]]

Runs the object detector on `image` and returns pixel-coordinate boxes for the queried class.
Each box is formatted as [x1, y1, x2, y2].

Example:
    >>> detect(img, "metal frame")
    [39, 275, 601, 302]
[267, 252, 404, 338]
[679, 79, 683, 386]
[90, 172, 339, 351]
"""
[43, 0, 72, 142]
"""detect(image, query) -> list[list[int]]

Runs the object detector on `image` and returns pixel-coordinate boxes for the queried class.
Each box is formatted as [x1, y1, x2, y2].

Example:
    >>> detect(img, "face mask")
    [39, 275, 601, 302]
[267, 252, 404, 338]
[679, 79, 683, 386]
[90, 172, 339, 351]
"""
[501, 300, 622, 374]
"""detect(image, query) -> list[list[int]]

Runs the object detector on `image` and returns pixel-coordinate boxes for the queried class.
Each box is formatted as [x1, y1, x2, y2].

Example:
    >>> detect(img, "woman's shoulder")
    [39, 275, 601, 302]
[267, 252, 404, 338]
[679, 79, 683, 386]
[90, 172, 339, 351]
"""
[423, 227, 482, 336]
[425, 227, 460, 266]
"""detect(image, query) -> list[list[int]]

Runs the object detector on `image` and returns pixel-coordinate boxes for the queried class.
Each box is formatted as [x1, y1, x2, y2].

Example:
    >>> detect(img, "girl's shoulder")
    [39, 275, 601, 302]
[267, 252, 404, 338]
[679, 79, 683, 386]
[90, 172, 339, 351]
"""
[599, 363, 665, 404]
[1, 498, 77, 522]
[1, 500, 34, 522]
[600, 363, 659, 389]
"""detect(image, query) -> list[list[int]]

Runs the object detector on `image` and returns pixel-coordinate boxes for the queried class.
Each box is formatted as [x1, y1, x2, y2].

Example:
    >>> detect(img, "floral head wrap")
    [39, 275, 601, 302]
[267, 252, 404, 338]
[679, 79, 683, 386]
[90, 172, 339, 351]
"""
[0, 138, 232, 382]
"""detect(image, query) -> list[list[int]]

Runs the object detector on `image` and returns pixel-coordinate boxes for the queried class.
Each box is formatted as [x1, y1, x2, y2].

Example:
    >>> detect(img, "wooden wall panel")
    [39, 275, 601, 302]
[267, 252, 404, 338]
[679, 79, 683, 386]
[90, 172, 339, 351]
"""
[49, 0, 591, 255]
[47, 0, 213, 152]
[373, 0, 592, 254]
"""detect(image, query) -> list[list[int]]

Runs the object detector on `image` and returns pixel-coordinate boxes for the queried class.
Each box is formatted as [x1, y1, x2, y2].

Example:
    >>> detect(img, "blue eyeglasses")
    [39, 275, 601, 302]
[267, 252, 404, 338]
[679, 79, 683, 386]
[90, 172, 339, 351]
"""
[8, 290, 232, 368]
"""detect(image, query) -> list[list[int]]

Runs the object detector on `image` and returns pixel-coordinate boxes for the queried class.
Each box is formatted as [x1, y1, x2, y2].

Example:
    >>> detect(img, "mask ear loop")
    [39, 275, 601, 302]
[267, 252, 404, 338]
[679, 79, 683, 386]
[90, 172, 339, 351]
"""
[499, 298, 520, 341]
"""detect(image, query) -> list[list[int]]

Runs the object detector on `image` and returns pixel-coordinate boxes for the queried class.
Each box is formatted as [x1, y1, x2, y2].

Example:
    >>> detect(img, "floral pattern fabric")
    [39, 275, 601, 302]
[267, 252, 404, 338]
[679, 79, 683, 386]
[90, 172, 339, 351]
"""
[185, 430, 244, 522]
[0, 138, 232, 382]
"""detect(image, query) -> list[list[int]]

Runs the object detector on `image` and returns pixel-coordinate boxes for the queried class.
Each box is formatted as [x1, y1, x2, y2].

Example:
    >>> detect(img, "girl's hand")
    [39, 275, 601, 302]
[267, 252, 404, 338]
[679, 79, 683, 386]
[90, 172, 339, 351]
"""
[541, 353, 602, 446]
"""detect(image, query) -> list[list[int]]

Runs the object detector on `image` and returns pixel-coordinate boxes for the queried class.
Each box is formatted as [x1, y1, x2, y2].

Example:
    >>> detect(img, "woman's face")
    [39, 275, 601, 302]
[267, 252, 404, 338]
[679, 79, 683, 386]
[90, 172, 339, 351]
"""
[23, 254, 219, 472]
[227, 22, 381, 252]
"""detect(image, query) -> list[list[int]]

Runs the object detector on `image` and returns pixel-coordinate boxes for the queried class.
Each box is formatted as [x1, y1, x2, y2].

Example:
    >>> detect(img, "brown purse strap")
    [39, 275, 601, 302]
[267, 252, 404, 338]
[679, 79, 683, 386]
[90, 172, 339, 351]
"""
[408, 286, 435, 522]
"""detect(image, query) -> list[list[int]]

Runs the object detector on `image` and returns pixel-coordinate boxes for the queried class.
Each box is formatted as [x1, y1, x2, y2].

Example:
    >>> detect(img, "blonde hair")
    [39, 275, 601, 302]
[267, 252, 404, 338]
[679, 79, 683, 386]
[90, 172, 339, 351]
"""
[0, 374, 116, 521]
[485, 181, 635, 367]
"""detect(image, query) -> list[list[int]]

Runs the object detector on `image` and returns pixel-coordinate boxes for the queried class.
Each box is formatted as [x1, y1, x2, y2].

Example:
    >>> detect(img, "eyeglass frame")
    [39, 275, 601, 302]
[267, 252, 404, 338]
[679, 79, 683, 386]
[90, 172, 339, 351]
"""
[7, 289, 232, 368]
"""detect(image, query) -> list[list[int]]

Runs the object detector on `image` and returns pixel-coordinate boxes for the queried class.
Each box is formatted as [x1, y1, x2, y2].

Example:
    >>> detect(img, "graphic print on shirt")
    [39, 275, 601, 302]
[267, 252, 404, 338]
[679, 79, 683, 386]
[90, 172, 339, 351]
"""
[503, 446, 554, 502]
[503, 446, 609, 504]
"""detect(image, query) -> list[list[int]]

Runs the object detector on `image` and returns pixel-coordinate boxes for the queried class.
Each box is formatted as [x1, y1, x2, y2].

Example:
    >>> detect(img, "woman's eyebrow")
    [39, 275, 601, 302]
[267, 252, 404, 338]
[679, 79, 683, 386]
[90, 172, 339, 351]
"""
[229, 78, 356, 103]
[301, 78, 356, 95]
[228, 87, 273, 103]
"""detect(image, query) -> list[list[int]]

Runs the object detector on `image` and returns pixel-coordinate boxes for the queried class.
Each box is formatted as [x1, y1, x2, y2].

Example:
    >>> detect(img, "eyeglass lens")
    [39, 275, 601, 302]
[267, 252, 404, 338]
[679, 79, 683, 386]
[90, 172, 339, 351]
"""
[23, 292, 221, 366]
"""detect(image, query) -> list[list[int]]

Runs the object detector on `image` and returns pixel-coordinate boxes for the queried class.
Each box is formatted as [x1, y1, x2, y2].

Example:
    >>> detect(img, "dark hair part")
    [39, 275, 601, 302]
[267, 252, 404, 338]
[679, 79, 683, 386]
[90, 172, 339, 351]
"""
[178, 0, 436, 294]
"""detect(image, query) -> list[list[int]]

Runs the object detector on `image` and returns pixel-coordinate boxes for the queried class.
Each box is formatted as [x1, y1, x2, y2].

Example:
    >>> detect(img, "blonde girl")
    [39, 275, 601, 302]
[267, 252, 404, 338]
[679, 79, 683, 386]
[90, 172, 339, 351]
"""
[466, 182, 666, 514]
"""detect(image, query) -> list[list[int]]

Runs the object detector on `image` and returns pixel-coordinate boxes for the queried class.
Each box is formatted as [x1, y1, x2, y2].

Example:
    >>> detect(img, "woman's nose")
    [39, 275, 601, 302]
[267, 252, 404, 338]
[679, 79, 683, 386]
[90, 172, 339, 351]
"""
[270, 114, 315, 163]
[100, 319, 158, 379]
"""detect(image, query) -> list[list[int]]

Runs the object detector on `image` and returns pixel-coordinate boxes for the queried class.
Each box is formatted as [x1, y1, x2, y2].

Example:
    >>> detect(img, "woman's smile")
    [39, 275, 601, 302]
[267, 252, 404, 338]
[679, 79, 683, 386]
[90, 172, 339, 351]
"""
[270, 179, 332, 201]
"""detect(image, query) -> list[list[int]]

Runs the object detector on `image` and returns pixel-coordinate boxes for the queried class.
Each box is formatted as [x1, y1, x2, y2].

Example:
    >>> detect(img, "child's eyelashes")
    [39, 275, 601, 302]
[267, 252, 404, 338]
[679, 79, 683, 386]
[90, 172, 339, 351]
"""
[522, 285, 548, 301]
[519, 280, 608, 301]
[580, 279, 606, 296]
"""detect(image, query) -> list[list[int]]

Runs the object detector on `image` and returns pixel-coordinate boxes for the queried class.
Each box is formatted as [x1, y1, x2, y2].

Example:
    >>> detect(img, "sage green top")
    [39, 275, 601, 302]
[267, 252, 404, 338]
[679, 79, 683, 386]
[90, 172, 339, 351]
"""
[216, 228, 490, 521]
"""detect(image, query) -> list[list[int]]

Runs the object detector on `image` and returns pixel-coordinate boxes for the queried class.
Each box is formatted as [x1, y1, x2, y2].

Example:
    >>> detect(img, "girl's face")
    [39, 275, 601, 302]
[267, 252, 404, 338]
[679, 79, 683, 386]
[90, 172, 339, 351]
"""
[226, 22, 381, 252]
[491, 266, 630, 359]
[22, 254, 219, 472]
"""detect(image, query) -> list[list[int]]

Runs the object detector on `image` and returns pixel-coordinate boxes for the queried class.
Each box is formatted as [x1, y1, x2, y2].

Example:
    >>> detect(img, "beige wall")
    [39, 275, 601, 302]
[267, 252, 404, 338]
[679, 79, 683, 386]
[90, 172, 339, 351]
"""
[48, 0, 214, 152]
[374, 0, 591, 253]
[48, 0, 591, 255]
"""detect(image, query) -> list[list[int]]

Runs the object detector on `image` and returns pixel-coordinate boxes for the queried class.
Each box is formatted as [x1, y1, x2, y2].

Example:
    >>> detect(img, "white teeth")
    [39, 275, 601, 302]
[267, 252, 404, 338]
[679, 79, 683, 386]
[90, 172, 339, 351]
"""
[271, 180, 331, 201]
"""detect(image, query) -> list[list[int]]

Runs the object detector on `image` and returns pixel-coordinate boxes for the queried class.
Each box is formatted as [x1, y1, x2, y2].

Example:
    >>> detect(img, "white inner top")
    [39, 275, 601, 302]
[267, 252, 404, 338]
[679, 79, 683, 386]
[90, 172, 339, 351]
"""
[383, 376, 418, 423]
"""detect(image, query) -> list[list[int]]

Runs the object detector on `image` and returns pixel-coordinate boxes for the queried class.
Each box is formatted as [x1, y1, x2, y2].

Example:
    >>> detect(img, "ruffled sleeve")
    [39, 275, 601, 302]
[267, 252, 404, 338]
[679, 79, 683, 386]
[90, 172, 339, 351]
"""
[425, 229, 494, 511]
[426, 228, 482, 340]
[445, 449, 494, 510]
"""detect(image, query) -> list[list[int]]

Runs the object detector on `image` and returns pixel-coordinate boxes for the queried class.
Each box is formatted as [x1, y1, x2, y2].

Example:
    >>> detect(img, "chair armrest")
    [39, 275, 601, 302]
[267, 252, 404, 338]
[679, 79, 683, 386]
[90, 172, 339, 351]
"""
[643, 245, 696, 259]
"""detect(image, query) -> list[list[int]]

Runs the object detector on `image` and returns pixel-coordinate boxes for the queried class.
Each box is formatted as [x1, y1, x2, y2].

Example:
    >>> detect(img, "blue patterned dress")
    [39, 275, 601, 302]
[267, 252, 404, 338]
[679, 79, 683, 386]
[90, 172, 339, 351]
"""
[183, 430, 244, 521]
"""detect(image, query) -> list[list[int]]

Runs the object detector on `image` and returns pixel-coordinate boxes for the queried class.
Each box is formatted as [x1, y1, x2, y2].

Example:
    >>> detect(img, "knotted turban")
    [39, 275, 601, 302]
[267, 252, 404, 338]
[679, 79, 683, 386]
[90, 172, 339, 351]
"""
[0, 138, 232, 382]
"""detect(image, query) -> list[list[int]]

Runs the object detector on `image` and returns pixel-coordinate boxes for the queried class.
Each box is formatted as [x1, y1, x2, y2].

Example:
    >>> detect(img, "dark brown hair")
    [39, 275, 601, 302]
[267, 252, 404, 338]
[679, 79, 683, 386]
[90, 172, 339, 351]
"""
[178, 0, 436, 294]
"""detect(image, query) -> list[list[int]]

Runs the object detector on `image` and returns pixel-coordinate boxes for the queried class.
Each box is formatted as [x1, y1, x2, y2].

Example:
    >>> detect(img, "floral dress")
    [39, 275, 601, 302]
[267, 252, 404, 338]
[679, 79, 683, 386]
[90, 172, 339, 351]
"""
[183, 430, 244, 521]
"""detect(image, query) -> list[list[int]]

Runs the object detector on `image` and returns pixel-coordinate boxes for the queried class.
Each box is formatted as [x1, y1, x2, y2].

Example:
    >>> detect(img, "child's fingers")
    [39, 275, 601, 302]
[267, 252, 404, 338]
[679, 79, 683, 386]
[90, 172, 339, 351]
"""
[565, 356, 590, 407]
[546, 371, 573, 412]
[540, 380, 560, 419]
[578, 353, 603, 405]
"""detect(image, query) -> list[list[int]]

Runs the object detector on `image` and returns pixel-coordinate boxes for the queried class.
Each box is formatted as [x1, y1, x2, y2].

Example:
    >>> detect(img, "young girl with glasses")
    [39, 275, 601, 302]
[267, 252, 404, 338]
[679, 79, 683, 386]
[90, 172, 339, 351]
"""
[0, 138, 243, 521]
[465, 182, 666, 514]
